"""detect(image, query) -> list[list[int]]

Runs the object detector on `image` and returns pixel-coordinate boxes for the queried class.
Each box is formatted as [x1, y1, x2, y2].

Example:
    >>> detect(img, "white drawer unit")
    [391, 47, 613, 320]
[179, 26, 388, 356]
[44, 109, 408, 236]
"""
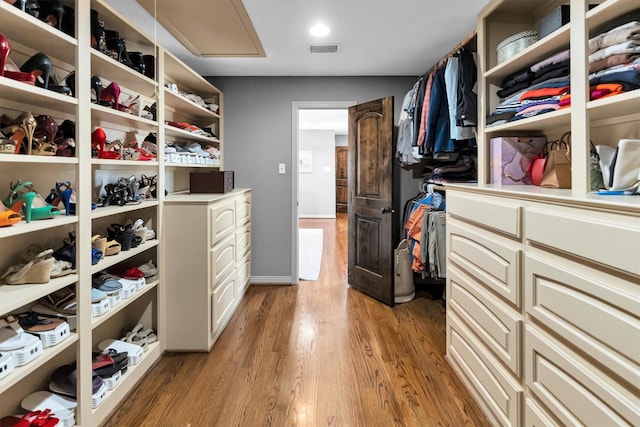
[447, 312, 523, 427]
[448, 219, 522, 308]
[526, 252, 640, 386]
[209, 200, 236, 245]
[210, 233, 236, 287]
[236, 195, 251, 226]
[237, 253, 252, 297]
[447, 191, 523, 239]
[449, 266, 522, 378]
[446, 185, 639, 427]
[525, 325, 640, 427]
[212, 268, 237, 335]
[165, 190, 252, 351]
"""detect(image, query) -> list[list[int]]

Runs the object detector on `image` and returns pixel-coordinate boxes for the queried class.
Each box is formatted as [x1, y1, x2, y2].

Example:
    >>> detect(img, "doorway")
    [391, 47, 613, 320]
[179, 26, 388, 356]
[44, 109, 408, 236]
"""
[291, 101, 355, 284]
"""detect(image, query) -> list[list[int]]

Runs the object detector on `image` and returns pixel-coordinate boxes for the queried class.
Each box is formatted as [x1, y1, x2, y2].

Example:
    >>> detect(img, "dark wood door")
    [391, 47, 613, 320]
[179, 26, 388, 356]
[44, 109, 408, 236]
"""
[335, 147, 348, 213]
[347, 97, 395, 306]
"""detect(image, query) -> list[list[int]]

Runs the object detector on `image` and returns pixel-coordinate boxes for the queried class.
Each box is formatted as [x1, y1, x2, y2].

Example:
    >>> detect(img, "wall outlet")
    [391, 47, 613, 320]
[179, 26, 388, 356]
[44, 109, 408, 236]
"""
[278, 163, 286, 174]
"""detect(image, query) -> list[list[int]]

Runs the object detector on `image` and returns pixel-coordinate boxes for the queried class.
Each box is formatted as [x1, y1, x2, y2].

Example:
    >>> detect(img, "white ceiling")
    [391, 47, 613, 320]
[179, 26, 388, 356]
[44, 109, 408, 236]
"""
[106, 0, 490, 77]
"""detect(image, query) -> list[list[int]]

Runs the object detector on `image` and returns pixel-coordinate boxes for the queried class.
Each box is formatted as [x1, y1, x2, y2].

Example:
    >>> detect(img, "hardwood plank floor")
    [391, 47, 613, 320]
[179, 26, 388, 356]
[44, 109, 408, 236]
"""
[104, 214, 489, 427]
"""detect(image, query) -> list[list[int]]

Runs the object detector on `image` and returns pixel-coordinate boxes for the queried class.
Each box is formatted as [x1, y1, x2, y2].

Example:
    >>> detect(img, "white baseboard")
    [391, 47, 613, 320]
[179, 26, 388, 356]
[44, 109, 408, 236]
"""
[250, 276, 293, 285]
[299, 214, 336, 219]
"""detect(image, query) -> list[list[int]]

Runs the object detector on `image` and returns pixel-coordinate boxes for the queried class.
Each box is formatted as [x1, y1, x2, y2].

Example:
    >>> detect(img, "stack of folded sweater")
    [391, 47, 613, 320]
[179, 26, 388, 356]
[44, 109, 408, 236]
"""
[589, 21, 640, 90]
[487, 21, 640, 127]
[487, 50, 571, 127]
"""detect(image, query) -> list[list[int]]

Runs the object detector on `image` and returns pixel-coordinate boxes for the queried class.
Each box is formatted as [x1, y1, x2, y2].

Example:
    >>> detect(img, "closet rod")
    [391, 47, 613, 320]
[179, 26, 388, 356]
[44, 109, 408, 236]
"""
[428, 30, 477, 73]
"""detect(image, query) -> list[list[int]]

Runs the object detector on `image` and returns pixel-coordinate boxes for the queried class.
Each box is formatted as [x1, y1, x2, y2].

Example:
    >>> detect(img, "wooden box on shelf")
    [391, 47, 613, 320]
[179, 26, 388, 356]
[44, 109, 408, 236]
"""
[190, 171, 234, 193]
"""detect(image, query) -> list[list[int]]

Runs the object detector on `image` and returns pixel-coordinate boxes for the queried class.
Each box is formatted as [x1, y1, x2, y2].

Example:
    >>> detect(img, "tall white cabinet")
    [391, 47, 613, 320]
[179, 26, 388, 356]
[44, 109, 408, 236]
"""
[445, 1, 640, 426]
[0, 0, 242, 424]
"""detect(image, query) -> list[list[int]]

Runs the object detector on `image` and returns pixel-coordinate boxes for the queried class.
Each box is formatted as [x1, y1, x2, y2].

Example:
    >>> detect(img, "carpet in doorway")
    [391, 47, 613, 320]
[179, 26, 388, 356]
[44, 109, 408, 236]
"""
[299, 228, 323, 281]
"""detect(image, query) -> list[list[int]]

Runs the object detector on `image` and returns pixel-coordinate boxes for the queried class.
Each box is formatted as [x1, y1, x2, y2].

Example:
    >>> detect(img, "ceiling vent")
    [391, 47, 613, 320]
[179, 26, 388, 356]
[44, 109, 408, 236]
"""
[308, 43, 341, 54]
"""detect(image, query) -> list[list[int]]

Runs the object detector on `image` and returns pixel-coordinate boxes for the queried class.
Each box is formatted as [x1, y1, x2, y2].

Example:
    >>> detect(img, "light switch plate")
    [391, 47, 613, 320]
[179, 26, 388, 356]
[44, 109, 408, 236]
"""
[278, 163, 286, 174]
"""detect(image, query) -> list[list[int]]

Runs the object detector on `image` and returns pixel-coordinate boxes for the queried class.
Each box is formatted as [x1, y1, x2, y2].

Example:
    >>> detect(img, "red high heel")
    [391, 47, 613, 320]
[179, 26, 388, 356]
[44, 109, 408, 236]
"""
[100, 81, 121, 110]
[0, 33, 37, 85]
[91, 127, 120, 159]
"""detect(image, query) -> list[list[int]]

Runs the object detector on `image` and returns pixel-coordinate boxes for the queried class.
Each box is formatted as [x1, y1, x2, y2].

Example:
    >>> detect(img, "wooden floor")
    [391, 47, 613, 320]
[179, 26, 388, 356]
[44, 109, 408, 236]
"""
[105, 214, 489, 427]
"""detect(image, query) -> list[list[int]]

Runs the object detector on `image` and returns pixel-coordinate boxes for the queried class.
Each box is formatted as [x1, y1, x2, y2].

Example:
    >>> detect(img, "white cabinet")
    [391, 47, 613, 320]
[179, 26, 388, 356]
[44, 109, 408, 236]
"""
[446, 188, 640, 426]
[164, 190, 251, 351]
[446, 0, 640, 424]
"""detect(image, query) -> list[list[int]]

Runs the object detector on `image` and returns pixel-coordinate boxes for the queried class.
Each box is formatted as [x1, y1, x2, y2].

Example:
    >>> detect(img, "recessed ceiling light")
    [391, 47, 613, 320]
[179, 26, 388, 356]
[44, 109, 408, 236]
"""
[310, 23, 330, 37]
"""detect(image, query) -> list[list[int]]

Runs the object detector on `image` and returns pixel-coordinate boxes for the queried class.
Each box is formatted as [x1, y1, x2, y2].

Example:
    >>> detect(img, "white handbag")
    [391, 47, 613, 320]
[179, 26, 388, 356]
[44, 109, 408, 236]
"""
[597, 139, 640, 192]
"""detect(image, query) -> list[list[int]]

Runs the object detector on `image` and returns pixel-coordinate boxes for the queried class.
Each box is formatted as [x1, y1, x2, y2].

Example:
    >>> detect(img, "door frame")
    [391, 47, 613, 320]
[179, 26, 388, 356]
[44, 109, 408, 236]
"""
[291, 101, 356, 285]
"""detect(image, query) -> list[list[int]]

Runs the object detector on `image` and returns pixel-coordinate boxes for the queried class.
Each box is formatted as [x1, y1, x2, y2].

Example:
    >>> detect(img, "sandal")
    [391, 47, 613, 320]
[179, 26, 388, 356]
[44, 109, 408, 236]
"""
[0, 200, 22, 227]
[53, 232, 76, 269]
[41, 286, 76, 314]
[16, 312, 63, 333]
[138, 260, 157, 278]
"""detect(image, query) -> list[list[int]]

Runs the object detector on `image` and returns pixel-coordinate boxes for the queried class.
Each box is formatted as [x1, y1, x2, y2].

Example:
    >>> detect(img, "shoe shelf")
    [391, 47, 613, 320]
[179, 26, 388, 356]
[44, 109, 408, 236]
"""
[90, 200, 159, 220]
[90, 51, 157, 99]
[0, 2, 77, 66]
[91, 104, 158, 131]
[91, 278, 159, 330]
[0, 216, 78, 240]
[0, 78, 78, 117]
[165, 163, 220, 169]
[163, 49, 222, 101]
[90, 240, 159, 275]
[164, 90, 221, 122]
[0, 273, 78, 316]
[164, 124, 221, 144]
[91, 159, 159, 167]
[0, 332, 78, 395]
[91, 341, 161, 422]
[0, 155, 78, 165]
[92, 0, 156, 50]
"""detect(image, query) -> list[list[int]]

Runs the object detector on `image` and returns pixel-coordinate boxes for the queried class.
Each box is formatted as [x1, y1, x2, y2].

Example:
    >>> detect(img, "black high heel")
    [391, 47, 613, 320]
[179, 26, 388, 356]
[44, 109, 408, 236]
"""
[20, 52, 52, 89]
[104, 30, 124, 62]
[39, 0, 64, 31]
[90, 75, 102, 103]
[65, 71, 75, 97]
[128, 51, 145, 75]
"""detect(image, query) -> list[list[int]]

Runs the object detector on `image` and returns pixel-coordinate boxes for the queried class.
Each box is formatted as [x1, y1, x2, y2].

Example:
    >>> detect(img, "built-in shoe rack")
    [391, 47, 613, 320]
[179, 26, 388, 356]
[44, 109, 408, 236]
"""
[0, 0, 225, 424]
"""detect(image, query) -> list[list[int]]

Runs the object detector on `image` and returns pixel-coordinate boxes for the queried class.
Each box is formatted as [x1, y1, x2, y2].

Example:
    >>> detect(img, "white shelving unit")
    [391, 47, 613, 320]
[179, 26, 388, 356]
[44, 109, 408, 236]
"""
[0, 0, 231, 424]
[446, 1, 640, 426]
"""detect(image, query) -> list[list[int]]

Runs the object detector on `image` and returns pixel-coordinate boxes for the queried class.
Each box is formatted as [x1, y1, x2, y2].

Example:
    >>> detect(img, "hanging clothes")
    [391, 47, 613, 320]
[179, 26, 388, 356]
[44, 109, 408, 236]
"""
[444, 56, 475, 141]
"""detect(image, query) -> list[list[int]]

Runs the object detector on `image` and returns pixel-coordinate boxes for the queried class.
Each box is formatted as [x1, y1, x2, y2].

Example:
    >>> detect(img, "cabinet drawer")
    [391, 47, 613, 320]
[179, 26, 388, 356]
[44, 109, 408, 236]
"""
[235, 194, 251, 227]
[236, 223, 251, 260]
[448, 218, 522, 308]
[449, 266, 522, 378]
[525, 325, 639, 427]
[447, 312, 522, 427]
[526, 206, 640, 277]
[526, 252, 640, 385]
[236, 253, 251, 296]
[212, 268, 236, 334]
[210, 233, 235, 286]
[209, 200, 236, 245]
[525, 397, 559, 427]
[447, 191, 523, 238]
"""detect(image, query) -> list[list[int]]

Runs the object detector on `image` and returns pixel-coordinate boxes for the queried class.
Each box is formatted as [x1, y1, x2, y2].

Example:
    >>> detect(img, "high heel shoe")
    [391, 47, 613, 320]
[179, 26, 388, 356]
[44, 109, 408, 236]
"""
[0, 33, 37, 85]
[44, 181, 73, 215]
[2, 112, 36, 154]
[20, 52, 52, 89]
[99, 81, 120, 110]
[91, 75, 102, 103]
[0, 201, 22, 226]
[1, 247, 55, 285]
[39, 0, 65, 31]
[35, 114, 58, 143]
[4, 180, 60, 222]
[91, 128, 121, 159]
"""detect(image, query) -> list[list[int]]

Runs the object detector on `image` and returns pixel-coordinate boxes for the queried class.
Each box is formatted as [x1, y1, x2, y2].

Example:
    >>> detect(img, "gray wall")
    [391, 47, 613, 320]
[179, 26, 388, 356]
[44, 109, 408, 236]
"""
[207, 76, 420, 282]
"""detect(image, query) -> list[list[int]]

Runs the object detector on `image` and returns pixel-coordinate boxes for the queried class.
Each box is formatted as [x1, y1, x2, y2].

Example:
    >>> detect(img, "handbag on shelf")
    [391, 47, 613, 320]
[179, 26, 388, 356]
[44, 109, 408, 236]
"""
[589, 141, 605, 191]
[541, 132, 572, 189]
[598, 139, 640, 192]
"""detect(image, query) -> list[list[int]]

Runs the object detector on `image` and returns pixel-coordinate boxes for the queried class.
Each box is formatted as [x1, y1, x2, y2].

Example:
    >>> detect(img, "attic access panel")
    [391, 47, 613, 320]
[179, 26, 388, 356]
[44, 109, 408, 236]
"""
[137, 0, 265, 57]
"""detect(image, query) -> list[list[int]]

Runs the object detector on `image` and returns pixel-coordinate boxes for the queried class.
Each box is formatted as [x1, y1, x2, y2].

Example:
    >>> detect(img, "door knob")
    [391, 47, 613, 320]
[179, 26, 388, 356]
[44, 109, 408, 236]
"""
[381, 207, 394, 214]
